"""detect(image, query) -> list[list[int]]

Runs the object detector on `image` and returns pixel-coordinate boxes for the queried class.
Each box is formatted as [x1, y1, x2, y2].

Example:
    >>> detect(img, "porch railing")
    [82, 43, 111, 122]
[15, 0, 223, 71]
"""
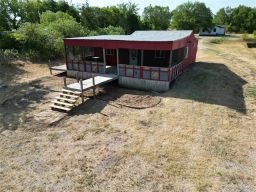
[119, 63, 185, 82]
[66, 60, 105, 74]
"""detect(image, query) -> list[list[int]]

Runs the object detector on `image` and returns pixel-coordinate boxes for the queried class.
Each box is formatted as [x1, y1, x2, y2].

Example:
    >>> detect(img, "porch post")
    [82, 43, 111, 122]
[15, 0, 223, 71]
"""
[141, 50, 144, 66]
[140, 50, 144, 79]
[103, 48, 106, 73]
[169, 50, 172, 67]
[116, 48, 119, 75]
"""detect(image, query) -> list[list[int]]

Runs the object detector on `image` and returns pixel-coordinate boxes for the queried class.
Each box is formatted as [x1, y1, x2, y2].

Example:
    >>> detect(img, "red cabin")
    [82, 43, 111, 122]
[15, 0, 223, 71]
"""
[64, 30, 198, 92]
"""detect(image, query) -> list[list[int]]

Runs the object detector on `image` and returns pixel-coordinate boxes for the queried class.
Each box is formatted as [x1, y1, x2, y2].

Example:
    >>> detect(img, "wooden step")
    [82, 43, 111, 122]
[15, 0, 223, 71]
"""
[60, 93, 79, 98]
[52, 100, 74, 107]
[50, 104, 71, 111]
[62, 89, 81, 95]
[55, 96, 77, 103]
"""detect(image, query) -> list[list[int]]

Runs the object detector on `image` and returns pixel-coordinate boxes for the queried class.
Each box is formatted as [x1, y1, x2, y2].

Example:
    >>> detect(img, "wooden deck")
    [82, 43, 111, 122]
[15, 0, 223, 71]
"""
[66, 74, 118, 91]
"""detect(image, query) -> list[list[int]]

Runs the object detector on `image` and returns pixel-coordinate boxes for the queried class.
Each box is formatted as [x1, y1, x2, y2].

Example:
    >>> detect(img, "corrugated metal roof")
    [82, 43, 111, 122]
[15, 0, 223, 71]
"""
[65, 30, 193, 42]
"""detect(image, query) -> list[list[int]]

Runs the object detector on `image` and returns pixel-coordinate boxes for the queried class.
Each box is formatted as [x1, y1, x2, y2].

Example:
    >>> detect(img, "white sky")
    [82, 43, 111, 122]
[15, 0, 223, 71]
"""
[71, 0, 256, 14]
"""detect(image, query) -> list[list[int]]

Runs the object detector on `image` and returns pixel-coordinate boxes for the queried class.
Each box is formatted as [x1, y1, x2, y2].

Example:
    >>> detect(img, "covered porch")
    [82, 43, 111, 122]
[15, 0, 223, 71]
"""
[64, 44, 188, 83]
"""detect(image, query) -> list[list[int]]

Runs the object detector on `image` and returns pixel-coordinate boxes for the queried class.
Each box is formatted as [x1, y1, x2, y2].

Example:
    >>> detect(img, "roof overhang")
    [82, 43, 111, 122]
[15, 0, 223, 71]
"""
[64, 39, 174, 50]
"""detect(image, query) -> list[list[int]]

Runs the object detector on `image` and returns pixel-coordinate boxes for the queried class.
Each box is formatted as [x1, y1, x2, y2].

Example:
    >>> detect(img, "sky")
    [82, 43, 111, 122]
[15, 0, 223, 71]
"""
[71, 0, 256, 14]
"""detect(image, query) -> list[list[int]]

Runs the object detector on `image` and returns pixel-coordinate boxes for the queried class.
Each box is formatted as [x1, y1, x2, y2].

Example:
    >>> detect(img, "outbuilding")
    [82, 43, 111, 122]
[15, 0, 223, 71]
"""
[63, 30, 198, 92]
[199, 25, 225, 36]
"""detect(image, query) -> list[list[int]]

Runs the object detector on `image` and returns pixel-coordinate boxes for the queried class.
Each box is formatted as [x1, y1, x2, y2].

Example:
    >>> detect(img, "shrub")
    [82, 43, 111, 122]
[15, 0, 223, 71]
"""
[241, 33, 249, 40]
[241, 33, 255, 41]
[210, 38, 224, 44]
[0, 49, 19, 65]
[16, 11, 88, 60]
[0, 33, 24, 50]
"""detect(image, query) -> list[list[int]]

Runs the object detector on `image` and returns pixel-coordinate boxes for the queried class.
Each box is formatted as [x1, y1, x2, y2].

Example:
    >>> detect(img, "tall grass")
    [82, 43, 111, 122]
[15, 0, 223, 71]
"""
[247, 86, 256, 99]
[0, 49, 19, 66]
[209, 38, 225, 44]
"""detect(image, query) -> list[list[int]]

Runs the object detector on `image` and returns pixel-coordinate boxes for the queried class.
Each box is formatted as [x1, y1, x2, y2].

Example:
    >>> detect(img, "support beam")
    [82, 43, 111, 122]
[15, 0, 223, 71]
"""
[63, 76, 67, 87]
[141, 50, 144, 66]
[169, 51, 172, 67]
[80, 79, 84, 103]
[103, 48, 106, 73]
[116, 48, 119, 75]
[92, 75, 96, 99]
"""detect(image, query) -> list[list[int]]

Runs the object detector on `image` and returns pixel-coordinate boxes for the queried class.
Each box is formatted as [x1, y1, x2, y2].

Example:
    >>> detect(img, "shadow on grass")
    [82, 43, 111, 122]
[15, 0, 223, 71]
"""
[163, 62, 247, 113]
[70, 61, 247, 116]
[0, 63, 25, 83]
[0, 79, 52, 132]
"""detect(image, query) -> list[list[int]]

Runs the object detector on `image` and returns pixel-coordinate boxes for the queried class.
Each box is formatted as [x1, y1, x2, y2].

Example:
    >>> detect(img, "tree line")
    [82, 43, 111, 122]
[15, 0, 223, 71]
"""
[0, 0, 255, 60]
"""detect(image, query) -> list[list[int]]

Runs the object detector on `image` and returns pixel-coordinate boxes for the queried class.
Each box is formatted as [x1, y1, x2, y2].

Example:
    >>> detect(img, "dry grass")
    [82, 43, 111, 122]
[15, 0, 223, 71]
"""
[1, 36, 256, 191]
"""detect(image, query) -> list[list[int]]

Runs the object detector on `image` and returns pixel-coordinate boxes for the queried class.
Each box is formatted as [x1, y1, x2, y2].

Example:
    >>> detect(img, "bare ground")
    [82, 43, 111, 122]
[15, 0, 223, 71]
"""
[0, 36, 256, 192]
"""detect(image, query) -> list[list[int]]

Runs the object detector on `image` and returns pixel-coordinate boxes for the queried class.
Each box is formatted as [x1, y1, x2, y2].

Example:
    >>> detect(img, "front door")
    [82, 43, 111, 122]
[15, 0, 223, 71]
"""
[129, 49, 138, 66]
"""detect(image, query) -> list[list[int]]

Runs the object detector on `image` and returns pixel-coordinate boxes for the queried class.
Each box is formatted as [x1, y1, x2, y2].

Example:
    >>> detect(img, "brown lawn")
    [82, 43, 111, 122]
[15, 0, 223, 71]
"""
[0, 36, 256, 191]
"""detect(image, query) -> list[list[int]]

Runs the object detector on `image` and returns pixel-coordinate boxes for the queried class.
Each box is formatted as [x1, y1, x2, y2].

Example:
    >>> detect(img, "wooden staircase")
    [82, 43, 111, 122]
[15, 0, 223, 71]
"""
[50, 88, 82, 112]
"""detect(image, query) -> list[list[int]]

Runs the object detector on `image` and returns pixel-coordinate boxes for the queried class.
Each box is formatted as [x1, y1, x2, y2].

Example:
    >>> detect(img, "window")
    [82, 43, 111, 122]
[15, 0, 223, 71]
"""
[202, 29, 205, 32]
[66, 46, 74, 61]
[106, 49, 115, 56]
[73, 46, 81, 60]
[213, 28, 216, 32]
[155, 50, 166, 58]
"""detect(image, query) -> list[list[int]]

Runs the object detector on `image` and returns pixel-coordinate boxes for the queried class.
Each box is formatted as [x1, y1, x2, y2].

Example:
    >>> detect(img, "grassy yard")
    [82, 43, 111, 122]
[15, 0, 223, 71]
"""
[0, 36, 256, 191]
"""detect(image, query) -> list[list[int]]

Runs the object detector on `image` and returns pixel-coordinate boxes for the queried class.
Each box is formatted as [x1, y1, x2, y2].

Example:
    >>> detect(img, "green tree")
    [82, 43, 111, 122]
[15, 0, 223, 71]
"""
[96, 26, 125, 35]
[57, 0, 80, 22]
[213, 7, 231, 25]
[170, 1, 213, 32]
[40, 11, 86, 37]
[19, 0, 43, 24]
[80, 4, 124, 30]
[142, 5, 172, 30]
[0, 1, 10, 30]
[17, 11, 87, 59]
[229, 6, 256, 33]
[0, 0, 21, 30]
[80, 3, 99, 30]
[118, 3, 140, 34]
[246, 8, 256, 34]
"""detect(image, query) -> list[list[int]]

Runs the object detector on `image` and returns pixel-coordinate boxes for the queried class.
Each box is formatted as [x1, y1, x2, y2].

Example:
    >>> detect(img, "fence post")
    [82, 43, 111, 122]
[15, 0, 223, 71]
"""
[48, 60, 52, 75]
[80, 79, 84, 103]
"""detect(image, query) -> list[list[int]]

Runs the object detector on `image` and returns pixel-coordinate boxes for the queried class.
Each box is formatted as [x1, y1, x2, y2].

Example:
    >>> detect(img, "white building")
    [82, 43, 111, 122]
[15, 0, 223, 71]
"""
[199, 25, 225, 36]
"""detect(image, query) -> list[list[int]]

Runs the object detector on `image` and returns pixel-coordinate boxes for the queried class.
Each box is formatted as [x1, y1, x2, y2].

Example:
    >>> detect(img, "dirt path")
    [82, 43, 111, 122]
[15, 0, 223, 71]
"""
[1, 37, 256, 191]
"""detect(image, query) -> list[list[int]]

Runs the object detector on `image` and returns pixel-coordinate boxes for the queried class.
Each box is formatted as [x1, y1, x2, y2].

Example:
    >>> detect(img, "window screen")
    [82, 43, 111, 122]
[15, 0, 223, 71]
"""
[81, 47, 94, 60]
[66, 46, 74, 61]
[155, 50, 166, 58]
[106, 49, 115, 55]
[171, 47, 187, 66]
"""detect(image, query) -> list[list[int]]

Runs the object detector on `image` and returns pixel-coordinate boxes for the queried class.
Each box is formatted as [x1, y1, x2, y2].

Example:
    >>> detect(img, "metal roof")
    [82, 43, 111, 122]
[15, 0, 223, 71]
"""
[65, 30, 193, 42]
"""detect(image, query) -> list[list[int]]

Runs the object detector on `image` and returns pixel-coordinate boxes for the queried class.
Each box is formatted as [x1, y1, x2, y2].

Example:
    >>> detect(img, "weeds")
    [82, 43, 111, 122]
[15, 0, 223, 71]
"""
[241, 33, 256, 41]
[0, 49, 19, 65]
[48, 132, 60, 141]
[209, 38, 225, 44]
[79, 171, 95, 186]
[247, 86, 256, 99]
